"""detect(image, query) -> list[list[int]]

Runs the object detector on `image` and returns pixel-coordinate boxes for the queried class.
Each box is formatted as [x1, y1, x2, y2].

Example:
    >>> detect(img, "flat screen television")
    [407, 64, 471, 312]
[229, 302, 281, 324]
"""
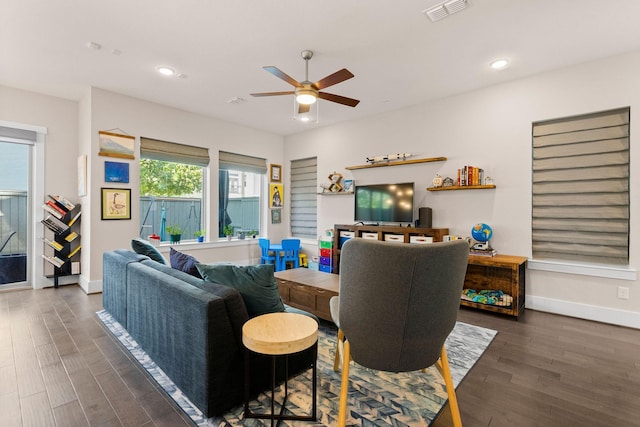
[354, 182, 414, 224]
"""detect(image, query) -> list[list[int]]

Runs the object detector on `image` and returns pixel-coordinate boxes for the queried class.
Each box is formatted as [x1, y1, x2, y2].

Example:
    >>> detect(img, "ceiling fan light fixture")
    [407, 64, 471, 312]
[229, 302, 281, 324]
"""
[295, 89, 317, 105]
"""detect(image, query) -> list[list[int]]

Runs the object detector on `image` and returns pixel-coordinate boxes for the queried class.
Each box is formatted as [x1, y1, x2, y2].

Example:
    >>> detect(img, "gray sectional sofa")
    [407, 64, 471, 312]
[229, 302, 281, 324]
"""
[102, 249, 315, 417]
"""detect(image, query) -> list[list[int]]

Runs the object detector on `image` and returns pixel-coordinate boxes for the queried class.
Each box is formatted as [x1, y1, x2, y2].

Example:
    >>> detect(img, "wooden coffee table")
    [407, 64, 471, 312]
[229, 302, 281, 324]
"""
[274, 268, 339, 321]
[242, 312, 318, 425]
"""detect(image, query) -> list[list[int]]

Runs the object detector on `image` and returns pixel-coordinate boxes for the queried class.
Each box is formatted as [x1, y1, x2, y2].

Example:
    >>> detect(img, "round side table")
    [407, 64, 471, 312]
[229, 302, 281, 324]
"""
[242, 312, 318, 426]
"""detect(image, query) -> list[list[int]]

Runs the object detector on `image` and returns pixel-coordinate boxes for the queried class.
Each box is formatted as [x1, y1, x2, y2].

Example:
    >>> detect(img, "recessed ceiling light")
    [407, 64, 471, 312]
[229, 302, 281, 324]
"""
[86, 42, 102, 50]
[490, 58, 510, 70]
[156, 66, 176, 76]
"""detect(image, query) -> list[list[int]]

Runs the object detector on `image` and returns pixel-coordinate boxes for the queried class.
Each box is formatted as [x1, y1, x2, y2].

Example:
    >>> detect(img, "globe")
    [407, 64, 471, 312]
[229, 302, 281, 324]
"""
[471, 223, 493, 243]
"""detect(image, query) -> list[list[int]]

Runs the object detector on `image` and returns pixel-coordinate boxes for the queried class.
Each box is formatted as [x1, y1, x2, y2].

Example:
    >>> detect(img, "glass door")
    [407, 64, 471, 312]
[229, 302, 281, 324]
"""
[0, 140, 30, 289]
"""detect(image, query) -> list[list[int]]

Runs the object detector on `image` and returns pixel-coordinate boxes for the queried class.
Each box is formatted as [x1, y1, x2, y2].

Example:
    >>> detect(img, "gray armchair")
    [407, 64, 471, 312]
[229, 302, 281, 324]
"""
[330, 238, 469, 427]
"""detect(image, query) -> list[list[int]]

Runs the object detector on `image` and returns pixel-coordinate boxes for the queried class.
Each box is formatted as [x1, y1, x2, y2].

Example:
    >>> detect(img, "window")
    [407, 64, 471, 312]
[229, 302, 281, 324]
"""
[219, 151, 266, 238]
[290, 157, 317, 239]
[532, 107, 629, 265]
[139, 137, 209, 242]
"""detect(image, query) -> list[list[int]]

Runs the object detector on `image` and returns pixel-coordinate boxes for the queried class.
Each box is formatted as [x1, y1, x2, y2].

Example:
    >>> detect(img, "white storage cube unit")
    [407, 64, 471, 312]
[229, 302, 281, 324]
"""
[410, 236, 433, 244]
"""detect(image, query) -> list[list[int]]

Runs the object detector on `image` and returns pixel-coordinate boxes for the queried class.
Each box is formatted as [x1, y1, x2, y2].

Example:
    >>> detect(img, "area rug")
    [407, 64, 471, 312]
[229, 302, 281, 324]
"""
[96, 310, 496, 426]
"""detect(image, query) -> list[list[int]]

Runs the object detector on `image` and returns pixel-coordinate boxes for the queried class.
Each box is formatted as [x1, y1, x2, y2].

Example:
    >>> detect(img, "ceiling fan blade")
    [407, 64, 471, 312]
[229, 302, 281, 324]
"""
[318, 92, 360, 107]
[298, 103, 311, 114]
[263, 66, 302, 88]
[250, 91, 295, 97]
[312, 68, 354, 90]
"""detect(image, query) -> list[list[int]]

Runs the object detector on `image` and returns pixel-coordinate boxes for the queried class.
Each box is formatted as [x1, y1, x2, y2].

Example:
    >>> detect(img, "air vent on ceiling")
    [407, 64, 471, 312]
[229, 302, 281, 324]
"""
[423, 0, 468, 22]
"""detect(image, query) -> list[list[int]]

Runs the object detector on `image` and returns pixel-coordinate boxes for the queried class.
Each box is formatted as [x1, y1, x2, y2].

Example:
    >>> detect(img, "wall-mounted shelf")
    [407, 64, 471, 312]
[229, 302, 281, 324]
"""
[427, 184, 496, 191]
[346, 156, 447, 170]
[317, 192, 354, 196]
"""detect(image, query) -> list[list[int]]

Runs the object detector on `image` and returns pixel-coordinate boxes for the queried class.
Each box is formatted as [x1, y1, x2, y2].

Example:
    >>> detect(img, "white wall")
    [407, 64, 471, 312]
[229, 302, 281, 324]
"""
[83, 88, 286, 292]
[284, 50, 640, 328]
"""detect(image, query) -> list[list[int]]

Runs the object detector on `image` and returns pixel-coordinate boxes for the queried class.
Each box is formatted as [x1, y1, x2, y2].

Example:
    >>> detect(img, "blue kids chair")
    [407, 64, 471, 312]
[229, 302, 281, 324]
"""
[259, 238, 278, 268]
[280, 238, 301, 270]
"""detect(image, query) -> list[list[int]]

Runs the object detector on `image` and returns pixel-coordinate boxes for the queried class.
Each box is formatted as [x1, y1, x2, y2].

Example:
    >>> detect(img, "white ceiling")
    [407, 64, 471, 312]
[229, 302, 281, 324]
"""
[3, 0, 640, 136]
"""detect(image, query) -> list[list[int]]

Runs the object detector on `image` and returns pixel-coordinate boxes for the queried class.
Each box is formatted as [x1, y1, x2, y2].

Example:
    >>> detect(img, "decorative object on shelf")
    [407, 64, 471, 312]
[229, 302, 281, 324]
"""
[320, 171, 344, 193]
[484, 175, 493, 185]
[471, 223, 493, 251]
[223, 224, 234, 240]
[432, 174, 443, 188]
[269, 183, 283, 208]
[98, 130, 135, 159]
[271, 209, 281, 224]
[104, 161, 130, 183]
[166, 225, 182, 244]
[342, 179, 354, 193]
[194, 230, 205, 243]
[101, 188, 131, 220]
[270, 164, 282, 182]
[346, 156, 447, 170]
[366, 152, 412, 164]
[443, 177, 455, 187]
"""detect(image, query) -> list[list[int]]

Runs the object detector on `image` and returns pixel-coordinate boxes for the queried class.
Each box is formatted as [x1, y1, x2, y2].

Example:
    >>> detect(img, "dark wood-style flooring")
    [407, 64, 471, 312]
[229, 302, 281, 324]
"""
[1, 284, 639, 426]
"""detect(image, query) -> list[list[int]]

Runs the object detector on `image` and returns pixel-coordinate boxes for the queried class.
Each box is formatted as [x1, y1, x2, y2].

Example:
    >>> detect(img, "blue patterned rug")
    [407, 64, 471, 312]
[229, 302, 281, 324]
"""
[96, 310, 496, 426]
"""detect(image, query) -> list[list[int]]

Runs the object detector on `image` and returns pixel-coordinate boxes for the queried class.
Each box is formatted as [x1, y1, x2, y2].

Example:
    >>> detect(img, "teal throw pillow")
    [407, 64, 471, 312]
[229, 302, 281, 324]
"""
[131, 238, 166, 265]
[195, 263, 285, 317]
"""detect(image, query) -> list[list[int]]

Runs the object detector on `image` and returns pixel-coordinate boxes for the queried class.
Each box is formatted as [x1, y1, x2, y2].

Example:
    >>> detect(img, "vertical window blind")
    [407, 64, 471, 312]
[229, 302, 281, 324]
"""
[532, 107, 630, 265]
[290, 157, 317, 239]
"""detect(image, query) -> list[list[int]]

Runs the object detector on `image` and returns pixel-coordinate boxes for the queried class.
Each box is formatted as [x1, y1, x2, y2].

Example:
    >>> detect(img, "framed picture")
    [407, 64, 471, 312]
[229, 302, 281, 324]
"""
[77, 154, 87, 197]
[99, 131, 135, 159]
[104, 161, 130, 183]
[101, 188, 131, 220]
[271, 209, 281, 224]
[342, 179, 354, 193]
[269, 183, 284, 208]
[270, 164, 282, 182]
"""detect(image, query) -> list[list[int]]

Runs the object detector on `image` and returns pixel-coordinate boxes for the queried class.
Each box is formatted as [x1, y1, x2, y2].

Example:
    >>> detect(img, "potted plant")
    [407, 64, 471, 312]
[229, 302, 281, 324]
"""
[166, 225, 182, 244]
[223, 224, 234, 241]
[248, 230, 258, 239]
[238, 230, 246, 240]
[194, 230, 205, 243]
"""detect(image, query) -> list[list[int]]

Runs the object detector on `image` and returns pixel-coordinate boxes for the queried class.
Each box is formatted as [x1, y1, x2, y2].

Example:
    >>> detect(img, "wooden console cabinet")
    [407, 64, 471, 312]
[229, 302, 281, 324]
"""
[463, 254, 527, 318]
[332, 224, 449, 274]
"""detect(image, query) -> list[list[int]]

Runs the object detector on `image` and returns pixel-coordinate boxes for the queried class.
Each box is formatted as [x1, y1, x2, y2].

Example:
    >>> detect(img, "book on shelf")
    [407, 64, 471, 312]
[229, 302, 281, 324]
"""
[42, 215, 69, 233]
[68, 210, 82, 226]
[43, 237, 64, 251]
[42, 203, 64, 219]
[46, 200, 67, 215]
[48, 194, 75, 211]
[42, 254, 65, 268]
[71, 261, 81, 275]
[65, 231, 79, 242]
[68, 245, 81, 258]
[470, 248, 498, 257]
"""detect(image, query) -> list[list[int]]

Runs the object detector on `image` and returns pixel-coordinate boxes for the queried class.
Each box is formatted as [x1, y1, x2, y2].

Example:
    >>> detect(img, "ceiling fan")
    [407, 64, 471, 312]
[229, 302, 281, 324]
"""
[251, 50, 360, 114]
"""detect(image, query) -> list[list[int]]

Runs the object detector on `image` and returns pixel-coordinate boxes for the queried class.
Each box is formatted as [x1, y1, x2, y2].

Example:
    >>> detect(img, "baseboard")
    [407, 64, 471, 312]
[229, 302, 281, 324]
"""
[527, 295, 640, 329]
[80, 277, 102, 294]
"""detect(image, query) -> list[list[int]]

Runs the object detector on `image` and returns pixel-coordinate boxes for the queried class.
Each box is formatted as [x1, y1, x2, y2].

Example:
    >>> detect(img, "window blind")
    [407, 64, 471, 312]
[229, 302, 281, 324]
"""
[0, 126, 36, 144]
[532, 107, 629, 265]
[140, 137, 210, 167]
[219, 151, 267, 174]
[290, 157, 317, 239]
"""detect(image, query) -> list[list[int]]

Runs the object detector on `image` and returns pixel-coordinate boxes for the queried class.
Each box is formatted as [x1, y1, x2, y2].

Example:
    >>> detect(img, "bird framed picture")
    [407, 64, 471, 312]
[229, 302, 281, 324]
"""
[101, 188, 131, 220]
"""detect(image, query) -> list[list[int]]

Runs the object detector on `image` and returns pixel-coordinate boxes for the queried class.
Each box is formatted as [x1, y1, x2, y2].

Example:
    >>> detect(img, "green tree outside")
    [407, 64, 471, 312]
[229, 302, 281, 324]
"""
[140, 159, 202, 197]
